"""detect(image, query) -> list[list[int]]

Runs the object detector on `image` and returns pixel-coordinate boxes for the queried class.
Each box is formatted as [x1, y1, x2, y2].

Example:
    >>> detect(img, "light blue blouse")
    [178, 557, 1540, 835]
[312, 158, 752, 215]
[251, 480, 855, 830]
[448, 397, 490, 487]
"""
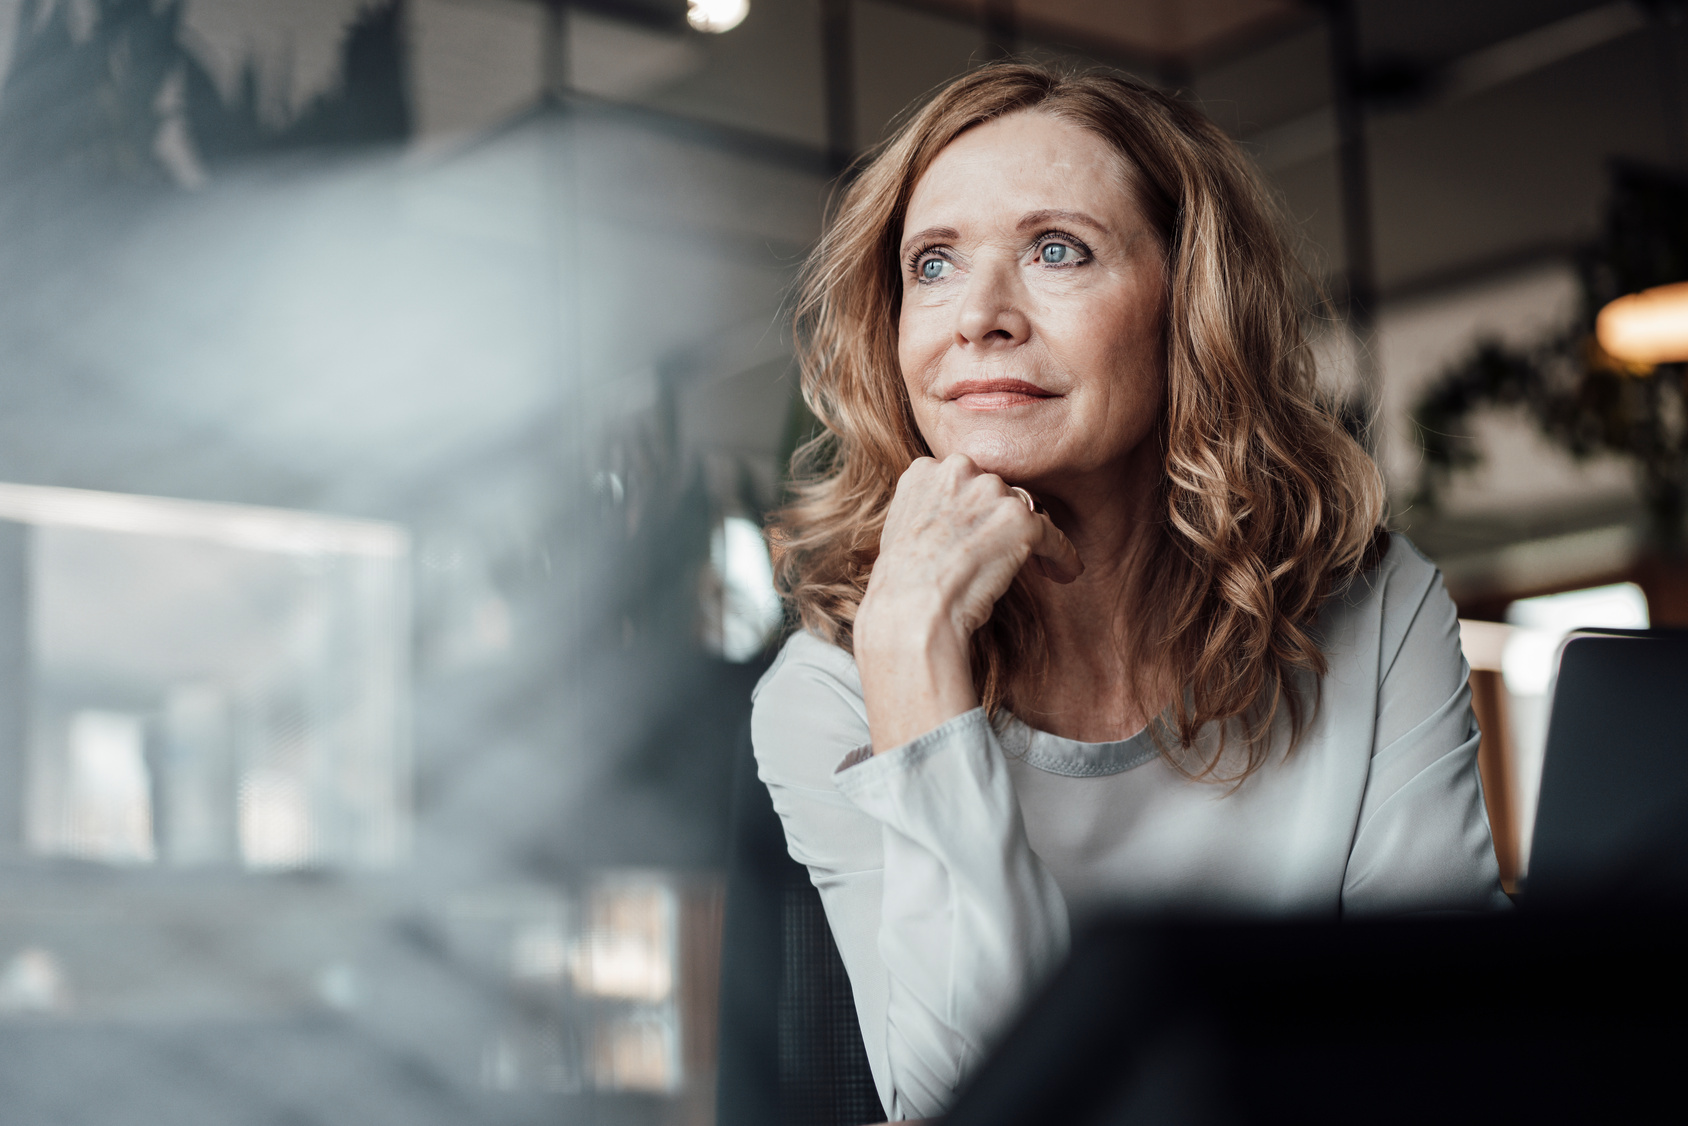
[751, 534, 1508, 1120]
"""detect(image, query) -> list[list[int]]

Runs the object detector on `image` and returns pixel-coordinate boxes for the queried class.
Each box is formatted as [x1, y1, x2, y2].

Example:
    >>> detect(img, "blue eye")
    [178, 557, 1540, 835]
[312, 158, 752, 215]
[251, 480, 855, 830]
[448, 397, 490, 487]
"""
[1040, 243, 1071, 264]
[920, 257, 950, 280]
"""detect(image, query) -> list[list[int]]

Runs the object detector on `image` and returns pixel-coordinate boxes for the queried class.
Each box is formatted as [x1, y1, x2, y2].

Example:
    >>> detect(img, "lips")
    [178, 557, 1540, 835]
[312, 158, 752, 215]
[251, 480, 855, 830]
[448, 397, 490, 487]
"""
[944, 378, 1057, 410]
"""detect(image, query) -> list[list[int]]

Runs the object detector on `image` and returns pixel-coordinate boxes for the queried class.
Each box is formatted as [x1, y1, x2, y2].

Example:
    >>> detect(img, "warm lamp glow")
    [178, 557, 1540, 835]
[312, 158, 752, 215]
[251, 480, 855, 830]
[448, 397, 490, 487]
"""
[687, 0, 748, 33]
[1595, 281, 1688, 365]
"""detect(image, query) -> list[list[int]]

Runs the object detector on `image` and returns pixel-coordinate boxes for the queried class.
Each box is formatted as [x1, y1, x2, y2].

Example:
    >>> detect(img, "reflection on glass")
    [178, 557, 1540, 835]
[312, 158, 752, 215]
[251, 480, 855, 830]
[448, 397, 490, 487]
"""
[0, 946, 70, 1014]
[575, 876, 683, 1093]
[0, 481, 410, 873]
[315, 961, 360, 1012]
[451, 889, 584, 1095]
[592, 1013, 681, 1093]
[159, 684, 234, 865]
[53, 710, 155, 864]
[468, 875, 696, 1096]
[512, 917, 572, 985]
[481, 1022, 582, 1094]
[703, 515, 782, 663]
[572, 879, 677, 1004]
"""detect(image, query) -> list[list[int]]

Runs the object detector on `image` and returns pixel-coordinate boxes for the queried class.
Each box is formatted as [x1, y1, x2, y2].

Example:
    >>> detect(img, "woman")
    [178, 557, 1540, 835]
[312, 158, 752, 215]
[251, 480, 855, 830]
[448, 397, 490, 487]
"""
[753, 64, 1505, 1121]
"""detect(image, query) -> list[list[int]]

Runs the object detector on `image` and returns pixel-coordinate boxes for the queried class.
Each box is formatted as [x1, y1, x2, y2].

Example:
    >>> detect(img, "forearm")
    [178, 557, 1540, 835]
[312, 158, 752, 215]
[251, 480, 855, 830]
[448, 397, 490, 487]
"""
[836, 710, 1070, 1117]
[855, 586, 980, 753]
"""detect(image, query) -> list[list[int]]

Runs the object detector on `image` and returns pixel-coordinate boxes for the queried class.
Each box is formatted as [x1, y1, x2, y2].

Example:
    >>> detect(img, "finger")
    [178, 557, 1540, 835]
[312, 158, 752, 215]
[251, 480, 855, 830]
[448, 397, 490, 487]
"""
[940, 452, 979, 475]
[890, 457, 939, 508]
[1027, 513, 1084, 583]
[897, 456, 939, 485]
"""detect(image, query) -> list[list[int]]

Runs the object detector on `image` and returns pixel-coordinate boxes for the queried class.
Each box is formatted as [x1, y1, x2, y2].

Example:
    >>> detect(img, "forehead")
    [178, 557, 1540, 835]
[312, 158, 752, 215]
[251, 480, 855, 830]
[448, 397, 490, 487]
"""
[904, 111, 1138, 228]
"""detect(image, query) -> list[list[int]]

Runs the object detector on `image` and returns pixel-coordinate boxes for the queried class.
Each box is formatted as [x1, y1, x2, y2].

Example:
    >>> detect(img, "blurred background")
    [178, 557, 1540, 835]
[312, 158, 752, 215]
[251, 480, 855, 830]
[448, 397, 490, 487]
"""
[0, 0, 1682, 1122]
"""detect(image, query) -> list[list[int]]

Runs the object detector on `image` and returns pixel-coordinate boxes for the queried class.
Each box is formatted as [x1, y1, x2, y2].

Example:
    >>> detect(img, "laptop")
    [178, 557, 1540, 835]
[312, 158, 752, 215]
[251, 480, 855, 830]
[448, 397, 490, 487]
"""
[1523, 628, 1688, 906]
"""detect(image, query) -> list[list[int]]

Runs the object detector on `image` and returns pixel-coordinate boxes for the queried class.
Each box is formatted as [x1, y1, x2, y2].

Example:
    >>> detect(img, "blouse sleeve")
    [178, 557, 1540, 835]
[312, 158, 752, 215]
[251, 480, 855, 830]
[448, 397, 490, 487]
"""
[752, 639, 1069, 1120]
[1340, 545, 1512, 914]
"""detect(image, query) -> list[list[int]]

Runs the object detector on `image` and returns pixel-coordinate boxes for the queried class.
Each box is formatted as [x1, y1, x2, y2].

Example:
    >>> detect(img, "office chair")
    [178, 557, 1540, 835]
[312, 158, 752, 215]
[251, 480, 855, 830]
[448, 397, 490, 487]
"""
[716, 721, 886, 1126]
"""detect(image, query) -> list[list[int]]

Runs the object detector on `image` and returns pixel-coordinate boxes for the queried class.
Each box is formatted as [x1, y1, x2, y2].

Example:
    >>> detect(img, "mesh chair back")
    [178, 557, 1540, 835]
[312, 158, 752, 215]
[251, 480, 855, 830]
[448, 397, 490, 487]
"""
[718, 721, 886, 1126]
[778, 883, 884, 1125]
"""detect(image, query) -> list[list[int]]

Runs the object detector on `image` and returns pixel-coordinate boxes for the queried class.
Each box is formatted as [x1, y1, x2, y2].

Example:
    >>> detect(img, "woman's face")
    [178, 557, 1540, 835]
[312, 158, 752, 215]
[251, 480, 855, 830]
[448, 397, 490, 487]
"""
[897, 111, 1167, 494]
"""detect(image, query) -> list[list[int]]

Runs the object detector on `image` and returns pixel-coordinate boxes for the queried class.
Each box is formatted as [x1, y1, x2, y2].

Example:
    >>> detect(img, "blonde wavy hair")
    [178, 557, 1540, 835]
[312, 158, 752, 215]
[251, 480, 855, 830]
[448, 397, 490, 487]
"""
[770, 63, 1386, 779]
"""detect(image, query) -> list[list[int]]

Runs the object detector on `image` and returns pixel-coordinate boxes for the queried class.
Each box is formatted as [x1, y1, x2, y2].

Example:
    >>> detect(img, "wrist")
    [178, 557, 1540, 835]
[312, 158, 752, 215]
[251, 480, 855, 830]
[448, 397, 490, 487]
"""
[855, 588, 977, 754]
[855, 586, 967, 666]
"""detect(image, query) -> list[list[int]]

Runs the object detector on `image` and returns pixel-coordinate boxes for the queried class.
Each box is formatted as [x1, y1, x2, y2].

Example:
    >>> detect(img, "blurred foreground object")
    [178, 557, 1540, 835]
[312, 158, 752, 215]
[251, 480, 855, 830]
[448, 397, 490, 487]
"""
[701, 515, 782, 663]
[943, 912, 1688, 1126]
[475, 872, 723, 1102]
[1597, 280, 1688, 365]
[0, 0, 798, 1116]
[0, 481, 410, 872]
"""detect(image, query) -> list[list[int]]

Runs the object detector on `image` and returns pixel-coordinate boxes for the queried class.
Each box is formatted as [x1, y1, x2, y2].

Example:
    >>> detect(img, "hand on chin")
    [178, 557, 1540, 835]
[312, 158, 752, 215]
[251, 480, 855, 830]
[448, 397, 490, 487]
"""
[932, 427, 1052, 486]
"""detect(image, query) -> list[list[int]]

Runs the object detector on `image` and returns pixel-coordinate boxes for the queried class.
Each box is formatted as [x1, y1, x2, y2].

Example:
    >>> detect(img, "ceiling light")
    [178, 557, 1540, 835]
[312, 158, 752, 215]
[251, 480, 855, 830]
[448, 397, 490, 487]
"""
[687, 0, 748, 33]
[1595, 280, 1688, 366]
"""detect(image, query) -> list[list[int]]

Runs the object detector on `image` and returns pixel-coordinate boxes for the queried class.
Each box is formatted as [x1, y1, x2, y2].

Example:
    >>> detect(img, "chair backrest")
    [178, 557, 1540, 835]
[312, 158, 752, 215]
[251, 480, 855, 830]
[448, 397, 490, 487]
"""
[1526, 629, 1688, 906]
[717, 722, 885, 1126]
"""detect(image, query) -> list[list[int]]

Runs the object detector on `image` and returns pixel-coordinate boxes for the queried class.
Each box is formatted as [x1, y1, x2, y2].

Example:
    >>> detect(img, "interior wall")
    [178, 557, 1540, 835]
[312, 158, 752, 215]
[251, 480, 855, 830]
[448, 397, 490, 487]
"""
[1374, 259, 1632, 515]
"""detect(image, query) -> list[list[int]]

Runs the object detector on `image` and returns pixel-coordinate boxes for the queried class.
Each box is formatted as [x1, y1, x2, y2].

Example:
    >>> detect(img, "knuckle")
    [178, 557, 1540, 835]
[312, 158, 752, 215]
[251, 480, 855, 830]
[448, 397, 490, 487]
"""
[996, 488, 1030, 515]
[898, 458, 934, 486]
[989, 500, 1034, 537]
[944, 453, 977, 475]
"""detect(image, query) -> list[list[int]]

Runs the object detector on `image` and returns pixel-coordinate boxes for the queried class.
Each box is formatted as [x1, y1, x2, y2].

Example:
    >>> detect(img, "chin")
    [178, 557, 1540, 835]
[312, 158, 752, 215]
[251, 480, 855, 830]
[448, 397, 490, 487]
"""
[940, 429, 1051, 483]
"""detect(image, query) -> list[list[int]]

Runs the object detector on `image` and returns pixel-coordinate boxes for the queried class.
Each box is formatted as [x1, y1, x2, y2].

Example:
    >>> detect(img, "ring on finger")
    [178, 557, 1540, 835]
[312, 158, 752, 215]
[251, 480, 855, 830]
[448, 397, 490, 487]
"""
[1009, 486, 1037, 514]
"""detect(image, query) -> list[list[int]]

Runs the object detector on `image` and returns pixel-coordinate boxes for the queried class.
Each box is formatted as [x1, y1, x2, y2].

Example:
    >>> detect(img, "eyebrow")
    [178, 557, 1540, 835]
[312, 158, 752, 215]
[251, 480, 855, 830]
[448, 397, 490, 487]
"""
[899, 210, 1112, 257]
[1016, 208, 1110, 234]
[899, 226, 958, 257]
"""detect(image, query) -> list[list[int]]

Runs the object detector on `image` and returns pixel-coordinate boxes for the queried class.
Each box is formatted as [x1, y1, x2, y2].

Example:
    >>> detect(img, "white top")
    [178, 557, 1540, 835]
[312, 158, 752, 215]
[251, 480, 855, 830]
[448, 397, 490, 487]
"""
[751, 534, 1508, 1120]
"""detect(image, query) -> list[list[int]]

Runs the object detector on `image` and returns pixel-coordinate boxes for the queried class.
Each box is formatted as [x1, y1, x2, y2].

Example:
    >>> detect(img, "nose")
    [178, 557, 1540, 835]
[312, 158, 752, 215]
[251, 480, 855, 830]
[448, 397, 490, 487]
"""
[955, 258, 1030, 349]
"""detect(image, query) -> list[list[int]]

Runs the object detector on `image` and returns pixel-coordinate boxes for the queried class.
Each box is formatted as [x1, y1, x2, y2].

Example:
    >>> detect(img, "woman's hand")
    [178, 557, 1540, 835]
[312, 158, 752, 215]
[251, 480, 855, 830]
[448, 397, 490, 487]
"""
[854, 454, 1082, 753]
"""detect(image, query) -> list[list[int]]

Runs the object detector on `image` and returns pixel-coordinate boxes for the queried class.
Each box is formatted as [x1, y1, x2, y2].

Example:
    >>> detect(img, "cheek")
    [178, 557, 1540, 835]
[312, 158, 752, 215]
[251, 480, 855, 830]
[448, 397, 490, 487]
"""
[1100, 292, 1165, 390]
[896, 305, 945, 388]
[1060, 292, 1164, 444]
[897, 302, 927, 350]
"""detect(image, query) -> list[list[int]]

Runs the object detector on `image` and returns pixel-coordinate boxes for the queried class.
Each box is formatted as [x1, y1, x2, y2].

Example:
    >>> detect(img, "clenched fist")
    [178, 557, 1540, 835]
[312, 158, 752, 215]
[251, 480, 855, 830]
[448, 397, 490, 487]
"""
[854, 454, 1082, 753]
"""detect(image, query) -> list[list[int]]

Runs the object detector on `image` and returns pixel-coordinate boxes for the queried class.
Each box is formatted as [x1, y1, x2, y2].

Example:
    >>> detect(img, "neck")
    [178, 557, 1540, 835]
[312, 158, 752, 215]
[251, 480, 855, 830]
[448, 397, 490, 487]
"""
[1014, 440, 1167, 741]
